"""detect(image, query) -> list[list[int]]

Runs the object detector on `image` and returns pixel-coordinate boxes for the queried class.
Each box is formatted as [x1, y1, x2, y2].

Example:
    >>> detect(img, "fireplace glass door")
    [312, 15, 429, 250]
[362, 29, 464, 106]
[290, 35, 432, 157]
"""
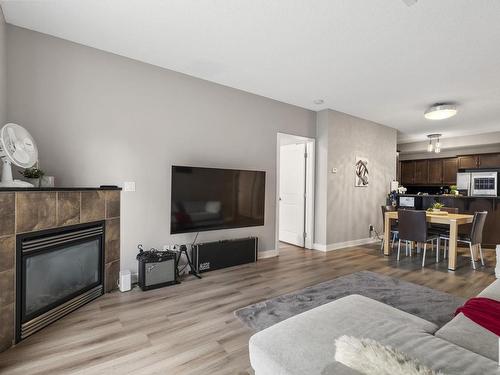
[24, 239, 101, 318]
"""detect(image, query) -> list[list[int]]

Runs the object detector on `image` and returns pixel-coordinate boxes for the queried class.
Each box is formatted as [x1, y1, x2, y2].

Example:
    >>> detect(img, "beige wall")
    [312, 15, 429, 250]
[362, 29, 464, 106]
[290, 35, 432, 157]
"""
[315, 109, 397, 248]
[0, 8, 6, 124]
[6, 25, 316, 272]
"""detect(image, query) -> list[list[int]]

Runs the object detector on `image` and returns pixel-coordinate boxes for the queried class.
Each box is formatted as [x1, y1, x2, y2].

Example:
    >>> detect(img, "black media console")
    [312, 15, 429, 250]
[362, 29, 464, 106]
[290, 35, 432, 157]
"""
[192, 237, 258, 273]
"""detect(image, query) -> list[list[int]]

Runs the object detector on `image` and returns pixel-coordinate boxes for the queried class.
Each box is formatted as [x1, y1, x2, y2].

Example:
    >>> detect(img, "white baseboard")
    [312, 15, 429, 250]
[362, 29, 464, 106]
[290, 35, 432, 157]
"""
[258, 249, 278, 259]
[313, 237, 378, 252]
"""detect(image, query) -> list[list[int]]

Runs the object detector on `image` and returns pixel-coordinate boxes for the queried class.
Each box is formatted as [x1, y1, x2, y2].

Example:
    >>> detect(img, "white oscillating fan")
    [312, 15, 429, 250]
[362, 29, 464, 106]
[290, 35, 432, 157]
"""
[0, 123, 38, 187]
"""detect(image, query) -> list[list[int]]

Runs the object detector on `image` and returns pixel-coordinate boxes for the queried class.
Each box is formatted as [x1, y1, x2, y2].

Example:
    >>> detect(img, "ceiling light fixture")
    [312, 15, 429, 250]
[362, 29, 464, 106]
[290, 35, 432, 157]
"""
[313, 99, 324, 105]
[427, 134, 442, 154]
[402, 0, 418, 6]
[424, 104, 457, 120]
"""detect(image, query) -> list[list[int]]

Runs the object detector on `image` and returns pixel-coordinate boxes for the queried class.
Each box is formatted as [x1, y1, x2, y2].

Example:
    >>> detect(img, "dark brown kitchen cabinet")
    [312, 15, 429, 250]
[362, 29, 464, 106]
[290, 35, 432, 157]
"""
[401, 161, 415, 185]
[414, 160, 429, 184]
[477, 153, 500, 168]
[458, 155, 479, 169]
[428, 159, 443, 184]
[442, 158, 458, 185]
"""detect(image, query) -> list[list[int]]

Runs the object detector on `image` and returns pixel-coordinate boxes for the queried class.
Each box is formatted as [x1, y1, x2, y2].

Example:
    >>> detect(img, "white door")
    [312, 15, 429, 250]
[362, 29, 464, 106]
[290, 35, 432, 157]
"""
[279, 143, 306, 247]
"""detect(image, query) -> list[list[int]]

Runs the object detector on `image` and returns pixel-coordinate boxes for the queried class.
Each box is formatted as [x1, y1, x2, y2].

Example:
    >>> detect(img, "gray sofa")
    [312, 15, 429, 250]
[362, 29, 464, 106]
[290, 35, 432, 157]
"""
[249, 279, 500, 375]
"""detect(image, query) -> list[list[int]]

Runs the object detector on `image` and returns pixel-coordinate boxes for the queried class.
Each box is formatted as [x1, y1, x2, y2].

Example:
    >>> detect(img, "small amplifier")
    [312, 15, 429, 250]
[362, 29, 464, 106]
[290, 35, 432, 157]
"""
[137, 249, 178, 291]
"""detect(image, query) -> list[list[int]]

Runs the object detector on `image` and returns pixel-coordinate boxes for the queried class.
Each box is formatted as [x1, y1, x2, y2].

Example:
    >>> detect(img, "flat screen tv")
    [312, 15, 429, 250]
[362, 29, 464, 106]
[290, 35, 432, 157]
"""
[171, 166, 266, 234]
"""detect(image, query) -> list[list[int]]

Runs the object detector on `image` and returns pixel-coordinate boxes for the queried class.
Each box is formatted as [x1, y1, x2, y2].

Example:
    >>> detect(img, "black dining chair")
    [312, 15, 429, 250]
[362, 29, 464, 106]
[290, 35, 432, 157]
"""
[440, 211, 487, 270]
[397, 209, 439, 267]
[381, 205, 398, 252]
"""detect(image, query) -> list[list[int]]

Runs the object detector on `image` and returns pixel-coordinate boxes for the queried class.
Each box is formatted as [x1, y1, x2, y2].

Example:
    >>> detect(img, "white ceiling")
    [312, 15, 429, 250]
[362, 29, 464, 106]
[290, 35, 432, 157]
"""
[2, 0, 500, 143]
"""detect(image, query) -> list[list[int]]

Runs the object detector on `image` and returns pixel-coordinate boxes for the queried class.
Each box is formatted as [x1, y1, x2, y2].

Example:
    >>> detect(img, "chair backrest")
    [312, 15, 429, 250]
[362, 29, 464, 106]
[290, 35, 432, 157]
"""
[470, 211, 488, 245]
[381, 205, 396, 224]
[397, 209, 428, 243]
[441, 207, 459, 214]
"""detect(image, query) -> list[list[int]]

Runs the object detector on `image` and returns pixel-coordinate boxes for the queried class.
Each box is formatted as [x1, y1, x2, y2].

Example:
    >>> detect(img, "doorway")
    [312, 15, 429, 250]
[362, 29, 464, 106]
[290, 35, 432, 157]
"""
[276, 133, 315, 252]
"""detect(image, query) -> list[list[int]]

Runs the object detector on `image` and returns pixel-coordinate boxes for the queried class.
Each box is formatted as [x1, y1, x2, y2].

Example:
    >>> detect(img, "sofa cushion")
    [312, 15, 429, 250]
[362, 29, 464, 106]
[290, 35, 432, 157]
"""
[249, 294, 438, 375]
[435, 312, 499, 362]
[478, 279, 500, 301]
[249, 295, 498, 375]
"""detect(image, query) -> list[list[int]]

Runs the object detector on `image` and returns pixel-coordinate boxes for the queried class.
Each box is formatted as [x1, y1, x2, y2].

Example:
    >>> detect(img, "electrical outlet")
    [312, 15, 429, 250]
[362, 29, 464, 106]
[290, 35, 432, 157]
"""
[123, 181, 136, 192]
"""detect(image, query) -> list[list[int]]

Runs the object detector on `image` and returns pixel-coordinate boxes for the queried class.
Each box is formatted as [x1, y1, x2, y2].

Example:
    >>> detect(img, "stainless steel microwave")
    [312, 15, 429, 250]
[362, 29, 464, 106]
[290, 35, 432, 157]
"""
[457, 171, 498, 196]
[470, 172, 497, 196]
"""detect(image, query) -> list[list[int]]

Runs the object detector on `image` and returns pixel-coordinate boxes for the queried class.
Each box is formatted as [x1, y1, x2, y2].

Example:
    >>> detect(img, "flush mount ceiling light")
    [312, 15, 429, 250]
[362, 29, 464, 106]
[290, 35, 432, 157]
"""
[424, 104, 457, 120]
[313, 99, 324, 105]
[427, 134, 442, 154]
[402, 0, 418, 6]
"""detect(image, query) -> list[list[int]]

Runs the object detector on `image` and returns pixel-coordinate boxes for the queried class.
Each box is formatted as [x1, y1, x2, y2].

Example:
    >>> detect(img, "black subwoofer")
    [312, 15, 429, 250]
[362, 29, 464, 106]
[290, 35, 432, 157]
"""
[192, 237, 258, 273]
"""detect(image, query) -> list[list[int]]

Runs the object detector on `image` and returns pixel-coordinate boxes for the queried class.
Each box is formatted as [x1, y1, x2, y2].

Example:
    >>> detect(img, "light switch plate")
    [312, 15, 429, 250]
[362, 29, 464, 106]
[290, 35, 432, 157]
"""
[331, 168, 338, 174]
[124, 181, 136, 192]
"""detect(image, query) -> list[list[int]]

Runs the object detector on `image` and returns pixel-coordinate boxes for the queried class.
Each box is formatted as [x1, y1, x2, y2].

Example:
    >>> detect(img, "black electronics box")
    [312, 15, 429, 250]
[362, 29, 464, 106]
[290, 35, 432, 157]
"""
[137, 250, 178, 291]
[192, 237, 258, 273]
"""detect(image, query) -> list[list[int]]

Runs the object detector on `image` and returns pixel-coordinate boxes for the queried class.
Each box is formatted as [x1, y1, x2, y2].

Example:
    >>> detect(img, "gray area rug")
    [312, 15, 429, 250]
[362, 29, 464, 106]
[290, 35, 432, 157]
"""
[235, 271, 465, 331]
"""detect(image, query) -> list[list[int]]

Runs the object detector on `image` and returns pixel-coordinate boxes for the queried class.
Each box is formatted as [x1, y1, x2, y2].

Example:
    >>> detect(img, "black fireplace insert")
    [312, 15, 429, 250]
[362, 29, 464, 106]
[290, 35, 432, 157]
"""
[16, 222, 105, 342]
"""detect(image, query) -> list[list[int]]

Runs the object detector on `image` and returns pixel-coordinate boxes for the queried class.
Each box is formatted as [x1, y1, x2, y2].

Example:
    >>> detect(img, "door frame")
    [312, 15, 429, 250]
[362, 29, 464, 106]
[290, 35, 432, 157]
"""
[276, 132, 315, 254]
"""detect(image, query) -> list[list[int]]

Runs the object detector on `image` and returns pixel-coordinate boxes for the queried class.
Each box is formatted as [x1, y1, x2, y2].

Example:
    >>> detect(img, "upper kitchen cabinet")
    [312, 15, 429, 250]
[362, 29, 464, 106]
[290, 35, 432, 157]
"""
[428, 159, 443, 184]
[477, 153, 500, 168]
[442, 158, 458, 185]
[401, 160, 415, 185]
[414, 160, 429, 184]
[458, 153, 500, 169]
[458, 155, 479, 169]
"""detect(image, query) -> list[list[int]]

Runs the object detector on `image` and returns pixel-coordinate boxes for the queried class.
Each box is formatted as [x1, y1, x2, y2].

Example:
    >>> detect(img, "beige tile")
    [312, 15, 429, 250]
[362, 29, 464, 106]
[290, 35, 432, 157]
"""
[0, 236, 14, 273]
[57, 192, 81, 226]
[105, 190, 120, 219]
[0, 193, 15, 237]
[16, 192, 57, 233]
[81, 191, 105, 223]
[105, 218, 120, 264]
[0, 303, 14, 352]
[0, 269, 14, 305]
[105, 259, 120, 293]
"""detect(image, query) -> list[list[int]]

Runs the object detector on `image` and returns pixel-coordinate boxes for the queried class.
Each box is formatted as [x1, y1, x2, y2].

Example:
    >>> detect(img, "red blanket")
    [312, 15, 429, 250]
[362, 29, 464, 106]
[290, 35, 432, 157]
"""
[455, 297, 500, 336]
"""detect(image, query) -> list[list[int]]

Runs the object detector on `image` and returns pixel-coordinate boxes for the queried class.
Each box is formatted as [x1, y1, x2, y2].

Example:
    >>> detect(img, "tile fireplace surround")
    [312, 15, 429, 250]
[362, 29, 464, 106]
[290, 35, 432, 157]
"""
[0, 187, 121, 352]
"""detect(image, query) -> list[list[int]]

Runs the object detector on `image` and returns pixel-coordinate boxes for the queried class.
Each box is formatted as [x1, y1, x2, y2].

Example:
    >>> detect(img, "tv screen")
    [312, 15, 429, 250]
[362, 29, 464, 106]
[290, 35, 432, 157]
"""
[171, 166, 266, 234]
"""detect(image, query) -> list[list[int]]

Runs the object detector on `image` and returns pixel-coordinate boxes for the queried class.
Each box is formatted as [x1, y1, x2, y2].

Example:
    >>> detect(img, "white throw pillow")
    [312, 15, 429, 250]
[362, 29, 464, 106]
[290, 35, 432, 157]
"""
[335, 335, 445, 375]
[205, 201, 221, 213]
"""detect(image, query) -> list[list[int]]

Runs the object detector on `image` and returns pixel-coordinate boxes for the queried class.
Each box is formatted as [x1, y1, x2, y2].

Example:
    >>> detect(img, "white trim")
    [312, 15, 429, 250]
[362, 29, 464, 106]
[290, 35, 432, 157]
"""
[258, 249, 279, 259]
[304, 141, 315, 249]
[313, 237, 378, 252]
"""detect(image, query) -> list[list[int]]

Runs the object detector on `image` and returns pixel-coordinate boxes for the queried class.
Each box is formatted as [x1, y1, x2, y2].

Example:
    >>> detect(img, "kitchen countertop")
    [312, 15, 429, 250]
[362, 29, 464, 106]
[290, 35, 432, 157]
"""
[0, 186, 122, 192]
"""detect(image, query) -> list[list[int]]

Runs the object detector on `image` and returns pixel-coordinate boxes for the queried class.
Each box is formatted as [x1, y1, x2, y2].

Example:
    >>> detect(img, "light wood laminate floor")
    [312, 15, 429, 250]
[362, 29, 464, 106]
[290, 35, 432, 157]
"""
[0, 243, 496, 375]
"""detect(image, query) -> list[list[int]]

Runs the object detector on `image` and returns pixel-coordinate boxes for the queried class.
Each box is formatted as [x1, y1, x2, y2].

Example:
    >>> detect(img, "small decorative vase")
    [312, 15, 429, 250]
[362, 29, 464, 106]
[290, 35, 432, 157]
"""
[495, 245, 500, 279]
[40, 176, 55, 187]
[26, 178, 41, 187]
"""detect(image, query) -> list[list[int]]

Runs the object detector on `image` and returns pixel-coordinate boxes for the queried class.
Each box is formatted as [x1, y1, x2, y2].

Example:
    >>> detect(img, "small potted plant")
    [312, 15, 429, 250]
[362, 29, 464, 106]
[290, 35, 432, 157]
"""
[427, 202, 444, 213]
[449, 185, 459, 196]
[20, 167, 45, 187]
[387, 190, 398, 207]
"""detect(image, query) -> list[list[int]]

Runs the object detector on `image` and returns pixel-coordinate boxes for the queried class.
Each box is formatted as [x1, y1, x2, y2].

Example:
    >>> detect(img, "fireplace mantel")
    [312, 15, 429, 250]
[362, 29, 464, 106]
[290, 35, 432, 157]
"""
[0, 188, 121, 352]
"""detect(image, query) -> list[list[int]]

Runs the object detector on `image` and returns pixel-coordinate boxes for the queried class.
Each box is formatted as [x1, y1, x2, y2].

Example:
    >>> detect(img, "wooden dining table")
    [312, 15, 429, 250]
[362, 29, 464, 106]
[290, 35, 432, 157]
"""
[384, 211, 474, 271]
